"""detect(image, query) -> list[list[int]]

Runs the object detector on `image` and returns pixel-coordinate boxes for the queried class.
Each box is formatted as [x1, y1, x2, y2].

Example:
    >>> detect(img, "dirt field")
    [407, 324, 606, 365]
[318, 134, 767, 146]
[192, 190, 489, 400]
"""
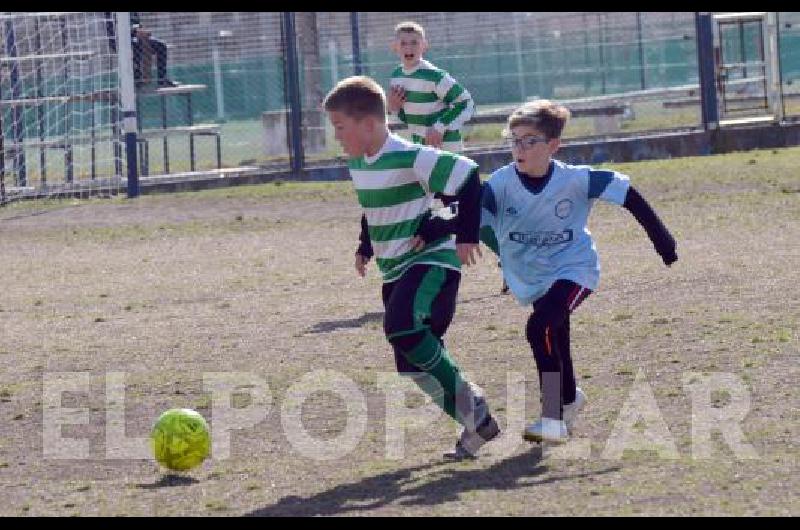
[0, 147, 798, 516]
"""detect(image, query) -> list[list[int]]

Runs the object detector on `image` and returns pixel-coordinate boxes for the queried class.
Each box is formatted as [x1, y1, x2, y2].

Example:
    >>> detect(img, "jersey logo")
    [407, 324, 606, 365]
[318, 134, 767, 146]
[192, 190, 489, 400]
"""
[505, 206, 519, 216]
[555, 198, 573, 219]
[509, 229, 573, 248]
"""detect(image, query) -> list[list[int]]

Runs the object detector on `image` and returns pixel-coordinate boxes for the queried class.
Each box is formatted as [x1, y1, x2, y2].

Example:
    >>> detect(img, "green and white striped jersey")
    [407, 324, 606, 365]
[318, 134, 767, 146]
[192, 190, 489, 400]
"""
[349, 133, 478, 283]
[391, 59, 475, 153]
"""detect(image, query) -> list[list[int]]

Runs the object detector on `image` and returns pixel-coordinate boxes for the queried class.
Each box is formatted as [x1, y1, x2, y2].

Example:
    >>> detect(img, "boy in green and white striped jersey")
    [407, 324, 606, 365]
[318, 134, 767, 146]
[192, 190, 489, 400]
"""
[387, 21, 475, 154]
[386, 21, 512, 294]
[324, 76, 500, 460]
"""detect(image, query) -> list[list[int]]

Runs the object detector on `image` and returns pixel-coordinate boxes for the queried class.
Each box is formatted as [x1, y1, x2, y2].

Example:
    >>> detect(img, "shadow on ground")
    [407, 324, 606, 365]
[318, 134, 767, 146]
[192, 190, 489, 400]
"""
[136, 474, 199, 489]
[303, 311, 384, 334]
[245, 448, 621, 516]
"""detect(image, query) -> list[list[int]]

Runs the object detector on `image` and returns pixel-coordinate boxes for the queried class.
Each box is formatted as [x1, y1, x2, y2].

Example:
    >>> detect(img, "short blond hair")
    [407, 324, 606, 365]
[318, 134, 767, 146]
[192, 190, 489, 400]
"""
[394, 21, 425, 39]
[506, 99, 571, 140]
[323, 76, 386, 121]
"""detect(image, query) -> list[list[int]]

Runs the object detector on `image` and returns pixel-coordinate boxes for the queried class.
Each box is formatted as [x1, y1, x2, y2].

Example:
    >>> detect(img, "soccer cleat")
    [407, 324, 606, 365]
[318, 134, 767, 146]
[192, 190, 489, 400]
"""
[562, 387, 587, 434]
[444, 412, 501, 460]
[523, 417, 569, 444]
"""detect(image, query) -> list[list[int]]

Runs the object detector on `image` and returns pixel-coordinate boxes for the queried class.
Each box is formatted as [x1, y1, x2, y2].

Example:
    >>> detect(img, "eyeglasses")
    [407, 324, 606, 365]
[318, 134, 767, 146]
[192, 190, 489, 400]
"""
[509, 136, 549, 149]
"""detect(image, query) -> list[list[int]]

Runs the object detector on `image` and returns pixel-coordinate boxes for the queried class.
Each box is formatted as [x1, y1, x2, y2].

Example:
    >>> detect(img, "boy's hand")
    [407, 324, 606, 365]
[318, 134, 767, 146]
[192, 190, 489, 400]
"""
[387, 86, 406, 113]
[456, 243, 481, 266]
[660, 247, 678, 267]
[425, 127, 444, 148]
[355, 253, 370, 277]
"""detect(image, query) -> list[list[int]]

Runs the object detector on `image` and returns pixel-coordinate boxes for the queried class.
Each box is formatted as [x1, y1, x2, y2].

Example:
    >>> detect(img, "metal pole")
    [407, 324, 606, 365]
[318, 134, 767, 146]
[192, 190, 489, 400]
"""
[33, 17, 47, 185]
[328, 39, 339, 86]
[513, 14, 527, 101]
[583, 13, 590, 94]
[766, 12, 784, 121]
[637, 12, 646, 90]
[4, 20, 26, 186]
[739, 20, 747, 79]
[598, 14, 606, 95]
[212, 35, 225, 122]
[116, 12, 140, 198]
[283, 12, 304, 176]
[695, 12, 719, 129]
[350, 12, 362, 75]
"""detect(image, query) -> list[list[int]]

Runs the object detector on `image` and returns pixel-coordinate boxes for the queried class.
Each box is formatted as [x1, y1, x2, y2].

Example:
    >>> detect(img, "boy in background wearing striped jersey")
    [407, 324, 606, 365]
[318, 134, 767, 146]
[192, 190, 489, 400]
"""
[383, 21, 516, 294]
[323, 76, 500, 460]
[414, 100, 678, 444]
[387, 21, 475, 153]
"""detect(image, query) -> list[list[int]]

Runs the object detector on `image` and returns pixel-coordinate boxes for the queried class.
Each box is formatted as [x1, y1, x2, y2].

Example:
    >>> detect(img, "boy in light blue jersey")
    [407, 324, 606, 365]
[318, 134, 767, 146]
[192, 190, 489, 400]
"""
[415, 99, 677, 444]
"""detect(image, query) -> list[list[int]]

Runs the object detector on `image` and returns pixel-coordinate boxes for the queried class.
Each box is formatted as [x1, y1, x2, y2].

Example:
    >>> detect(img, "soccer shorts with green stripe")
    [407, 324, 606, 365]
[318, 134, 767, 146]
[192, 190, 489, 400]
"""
[382, 264, 468, 421]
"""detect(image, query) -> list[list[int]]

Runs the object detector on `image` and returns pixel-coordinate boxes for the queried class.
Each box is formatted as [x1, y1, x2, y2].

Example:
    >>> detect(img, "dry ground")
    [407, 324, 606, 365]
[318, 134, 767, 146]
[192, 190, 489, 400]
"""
[0, 147, 798, 516]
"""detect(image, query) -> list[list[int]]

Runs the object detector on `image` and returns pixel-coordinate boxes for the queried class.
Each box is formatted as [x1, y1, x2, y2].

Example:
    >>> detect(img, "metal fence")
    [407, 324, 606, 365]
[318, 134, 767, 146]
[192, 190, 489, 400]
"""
[3, 12, 800, 195]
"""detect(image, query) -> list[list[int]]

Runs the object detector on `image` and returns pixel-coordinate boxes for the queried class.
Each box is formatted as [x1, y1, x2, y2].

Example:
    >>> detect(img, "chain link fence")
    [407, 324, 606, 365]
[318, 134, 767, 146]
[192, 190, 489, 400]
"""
[3, 12, 800, 193]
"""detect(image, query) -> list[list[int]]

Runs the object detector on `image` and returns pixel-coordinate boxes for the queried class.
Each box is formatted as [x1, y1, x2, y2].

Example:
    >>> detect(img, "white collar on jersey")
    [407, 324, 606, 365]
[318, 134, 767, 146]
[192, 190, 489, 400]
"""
[401, 58, 432, 76]
[363, 132, 400, 165]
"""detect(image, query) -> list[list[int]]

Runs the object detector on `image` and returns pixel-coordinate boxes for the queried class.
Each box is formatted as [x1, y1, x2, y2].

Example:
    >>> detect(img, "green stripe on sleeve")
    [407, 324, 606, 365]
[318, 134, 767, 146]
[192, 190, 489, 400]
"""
[440, 100, 470, 127]
[428, 154, 458, 194]
[442, 83, 464, 105]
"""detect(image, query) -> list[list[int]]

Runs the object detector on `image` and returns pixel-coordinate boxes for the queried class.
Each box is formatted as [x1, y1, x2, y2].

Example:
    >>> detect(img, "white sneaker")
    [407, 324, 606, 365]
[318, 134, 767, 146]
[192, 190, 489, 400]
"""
[563, 387, 587, 434]
[523, 417, 569, 444]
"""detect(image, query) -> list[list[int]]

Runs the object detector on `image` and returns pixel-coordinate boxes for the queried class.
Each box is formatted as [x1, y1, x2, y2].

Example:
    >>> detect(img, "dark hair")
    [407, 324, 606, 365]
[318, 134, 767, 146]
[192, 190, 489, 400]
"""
[506, 99, 571, 140]
[323, 76, 386, 121]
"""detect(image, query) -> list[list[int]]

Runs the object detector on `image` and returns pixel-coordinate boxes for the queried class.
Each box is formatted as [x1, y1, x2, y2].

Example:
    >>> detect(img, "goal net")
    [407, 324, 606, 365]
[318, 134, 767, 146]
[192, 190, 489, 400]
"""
[0, 12, 124, 204]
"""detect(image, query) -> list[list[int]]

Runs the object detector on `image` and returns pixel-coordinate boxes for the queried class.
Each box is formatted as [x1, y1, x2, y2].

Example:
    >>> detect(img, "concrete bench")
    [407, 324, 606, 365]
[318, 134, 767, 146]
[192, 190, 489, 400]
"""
[388, 104, 629, 136]
[262, 110, 327, 156]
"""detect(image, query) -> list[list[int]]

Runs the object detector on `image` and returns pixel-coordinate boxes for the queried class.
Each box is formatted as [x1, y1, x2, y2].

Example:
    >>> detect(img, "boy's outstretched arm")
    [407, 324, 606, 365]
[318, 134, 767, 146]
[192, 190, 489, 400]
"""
[412, 168, 482, 265]
[414, 177, 500, 257]
[623, 187, 678, 266]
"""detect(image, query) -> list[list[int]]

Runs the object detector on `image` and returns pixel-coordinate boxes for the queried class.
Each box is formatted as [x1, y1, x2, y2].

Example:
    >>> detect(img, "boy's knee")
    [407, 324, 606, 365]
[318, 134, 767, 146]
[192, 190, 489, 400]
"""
[526, 314, 547, 344]
[387, 330, 426, 353]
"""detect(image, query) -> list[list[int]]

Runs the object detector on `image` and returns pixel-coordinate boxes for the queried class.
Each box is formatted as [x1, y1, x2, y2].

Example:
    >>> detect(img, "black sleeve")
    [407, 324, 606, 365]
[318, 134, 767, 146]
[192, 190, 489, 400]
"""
[623, 186, 678, 266]
[356, 213, 374, 259]
[415, 210, 458, 243]
[415, 168, 481, 244]
[451, 168, 481, 244]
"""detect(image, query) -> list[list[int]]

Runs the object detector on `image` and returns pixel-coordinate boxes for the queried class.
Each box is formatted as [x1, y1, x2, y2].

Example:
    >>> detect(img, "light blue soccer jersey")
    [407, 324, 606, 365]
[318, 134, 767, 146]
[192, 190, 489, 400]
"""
[481, 159, 630, 305]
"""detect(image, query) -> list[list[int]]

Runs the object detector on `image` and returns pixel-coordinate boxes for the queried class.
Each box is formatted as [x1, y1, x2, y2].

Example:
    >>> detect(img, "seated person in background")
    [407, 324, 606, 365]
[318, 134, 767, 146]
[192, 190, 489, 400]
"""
[106, 12, 179, 88]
